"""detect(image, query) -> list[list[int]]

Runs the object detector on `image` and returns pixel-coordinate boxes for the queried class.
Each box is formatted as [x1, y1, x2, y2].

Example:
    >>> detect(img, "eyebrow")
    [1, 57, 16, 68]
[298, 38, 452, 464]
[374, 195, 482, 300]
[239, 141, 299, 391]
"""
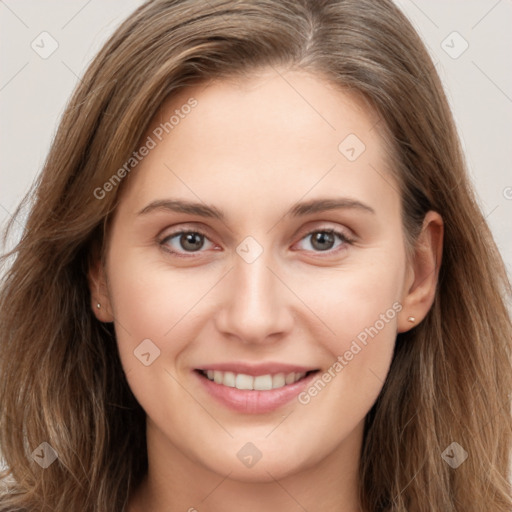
[137, 197, 375, 219]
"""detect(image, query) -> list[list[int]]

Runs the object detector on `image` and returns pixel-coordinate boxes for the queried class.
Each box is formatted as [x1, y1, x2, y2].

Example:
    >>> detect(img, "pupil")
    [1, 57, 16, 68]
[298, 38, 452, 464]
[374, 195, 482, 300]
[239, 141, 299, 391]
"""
[312, 232, 334, 251]
[181, 233, 203, 251]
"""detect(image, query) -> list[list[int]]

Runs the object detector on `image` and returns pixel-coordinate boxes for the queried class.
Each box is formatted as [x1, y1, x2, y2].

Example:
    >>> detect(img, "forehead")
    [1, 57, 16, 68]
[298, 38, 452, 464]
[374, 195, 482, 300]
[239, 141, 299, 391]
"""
[116, 68, 399, 223]
[151, 69, 379, 157]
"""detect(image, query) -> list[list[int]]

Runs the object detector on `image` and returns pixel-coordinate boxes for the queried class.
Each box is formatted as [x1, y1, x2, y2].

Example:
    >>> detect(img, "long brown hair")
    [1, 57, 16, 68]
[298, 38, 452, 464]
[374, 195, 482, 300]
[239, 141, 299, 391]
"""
[1, 1, 511, 510]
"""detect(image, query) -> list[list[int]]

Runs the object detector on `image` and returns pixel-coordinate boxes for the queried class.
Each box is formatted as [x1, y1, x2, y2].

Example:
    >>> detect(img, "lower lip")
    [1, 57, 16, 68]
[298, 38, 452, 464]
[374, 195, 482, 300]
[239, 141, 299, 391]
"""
[194, 370, 318, 414]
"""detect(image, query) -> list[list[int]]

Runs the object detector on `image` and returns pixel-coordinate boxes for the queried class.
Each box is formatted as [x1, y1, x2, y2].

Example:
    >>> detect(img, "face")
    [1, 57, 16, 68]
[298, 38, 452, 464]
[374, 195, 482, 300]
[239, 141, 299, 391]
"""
[91, 68, 425, 483]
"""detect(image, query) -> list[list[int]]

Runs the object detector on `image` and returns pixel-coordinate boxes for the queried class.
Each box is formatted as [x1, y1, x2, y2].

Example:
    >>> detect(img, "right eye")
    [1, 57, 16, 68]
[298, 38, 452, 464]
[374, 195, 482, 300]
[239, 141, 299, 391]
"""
[160, 230, 216, 257]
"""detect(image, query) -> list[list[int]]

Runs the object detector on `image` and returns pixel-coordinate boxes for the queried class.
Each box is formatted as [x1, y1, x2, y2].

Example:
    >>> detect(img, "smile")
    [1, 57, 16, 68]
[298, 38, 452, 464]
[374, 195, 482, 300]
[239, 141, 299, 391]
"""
[194, 365, 320, 414]
[198, 369, 312, 391]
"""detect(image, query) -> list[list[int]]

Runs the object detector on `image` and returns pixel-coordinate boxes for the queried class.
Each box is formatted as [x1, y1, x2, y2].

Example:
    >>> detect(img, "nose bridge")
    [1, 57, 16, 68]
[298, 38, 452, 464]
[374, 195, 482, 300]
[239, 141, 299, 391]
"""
[216, 244, 293, 343]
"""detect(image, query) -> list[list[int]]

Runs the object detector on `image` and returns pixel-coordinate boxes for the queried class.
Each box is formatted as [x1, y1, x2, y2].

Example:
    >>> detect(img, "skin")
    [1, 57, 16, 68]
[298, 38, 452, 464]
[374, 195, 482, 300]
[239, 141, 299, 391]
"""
[89, 68, 443, 512]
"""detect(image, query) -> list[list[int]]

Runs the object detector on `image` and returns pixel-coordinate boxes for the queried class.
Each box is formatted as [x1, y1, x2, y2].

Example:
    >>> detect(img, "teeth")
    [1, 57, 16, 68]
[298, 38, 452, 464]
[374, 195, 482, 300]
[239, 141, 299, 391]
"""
[272, 373, 285, 388]
[223, 371, 236, 387]
[203, 370, 307, 390]
[285, 372, 296, 385]
[254, 375, 272, 390]
[235, 373, 253, 390]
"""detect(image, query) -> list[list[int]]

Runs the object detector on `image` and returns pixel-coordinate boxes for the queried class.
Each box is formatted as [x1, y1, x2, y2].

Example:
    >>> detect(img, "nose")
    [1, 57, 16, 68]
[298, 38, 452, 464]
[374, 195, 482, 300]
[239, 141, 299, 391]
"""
[214, 248, 295, 345]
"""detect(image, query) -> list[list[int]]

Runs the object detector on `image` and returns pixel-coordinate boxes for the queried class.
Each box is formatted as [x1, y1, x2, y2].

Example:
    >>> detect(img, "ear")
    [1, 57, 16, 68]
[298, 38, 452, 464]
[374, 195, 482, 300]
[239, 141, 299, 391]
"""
[398, 210, 443, 332]
[88, 251, 115, 323]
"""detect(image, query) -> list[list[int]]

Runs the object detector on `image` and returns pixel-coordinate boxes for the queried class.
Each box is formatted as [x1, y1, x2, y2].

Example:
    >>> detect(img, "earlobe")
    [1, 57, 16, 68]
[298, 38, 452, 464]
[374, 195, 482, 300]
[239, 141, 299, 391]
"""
[88, 256, 114, 323]
[398, 210, 444, 333]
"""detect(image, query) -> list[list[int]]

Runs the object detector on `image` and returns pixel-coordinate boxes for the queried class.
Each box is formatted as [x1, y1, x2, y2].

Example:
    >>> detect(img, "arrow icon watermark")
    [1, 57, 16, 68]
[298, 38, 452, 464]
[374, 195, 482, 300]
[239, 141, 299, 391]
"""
[134, 338, 161, 366]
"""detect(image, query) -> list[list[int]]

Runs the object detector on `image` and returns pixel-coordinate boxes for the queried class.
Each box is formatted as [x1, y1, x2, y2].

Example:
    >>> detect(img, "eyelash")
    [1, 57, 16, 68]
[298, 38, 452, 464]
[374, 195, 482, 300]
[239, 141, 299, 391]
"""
[159, 227, 354, 258]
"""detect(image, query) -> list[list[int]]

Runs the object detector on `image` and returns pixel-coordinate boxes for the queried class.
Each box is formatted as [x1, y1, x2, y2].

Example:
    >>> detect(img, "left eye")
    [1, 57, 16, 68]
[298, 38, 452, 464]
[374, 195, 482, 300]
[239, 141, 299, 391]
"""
[295, 229, 351, 253]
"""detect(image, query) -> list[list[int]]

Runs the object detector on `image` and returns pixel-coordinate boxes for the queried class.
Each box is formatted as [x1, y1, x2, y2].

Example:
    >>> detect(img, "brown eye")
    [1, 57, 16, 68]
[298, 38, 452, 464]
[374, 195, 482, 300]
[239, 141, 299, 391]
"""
[179, 232, 205, 251]
[295, 229, 353, 253]
[310, 231, 336, 251]
[160, 230, 214, 255]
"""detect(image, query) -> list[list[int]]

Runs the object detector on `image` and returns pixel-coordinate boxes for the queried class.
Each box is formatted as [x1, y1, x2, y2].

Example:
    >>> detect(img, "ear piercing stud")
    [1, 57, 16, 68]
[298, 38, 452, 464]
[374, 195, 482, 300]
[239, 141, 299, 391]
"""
[407, 316, 415, 323]
[96, 303, 101, 309]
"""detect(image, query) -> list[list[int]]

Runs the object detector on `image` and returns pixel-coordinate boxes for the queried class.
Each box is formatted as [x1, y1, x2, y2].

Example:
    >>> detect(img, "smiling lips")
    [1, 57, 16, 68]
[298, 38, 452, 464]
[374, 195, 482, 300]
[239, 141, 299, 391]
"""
[195, 363, 319, 413]
[200, 369, 309, 391]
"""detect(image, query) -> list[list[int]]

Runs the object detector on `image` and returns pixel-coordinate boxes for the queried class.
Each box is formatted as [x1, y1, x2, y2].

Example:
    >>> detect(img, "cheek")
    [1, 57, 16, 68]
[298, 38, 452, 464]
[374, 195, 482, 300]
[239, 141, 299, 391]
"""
[105, 251, 212, 423]
[291, 254, 404, 355]
[104, 247, 204, 380]
[107, 247, 214, 338]
[291, 254, 404, 409]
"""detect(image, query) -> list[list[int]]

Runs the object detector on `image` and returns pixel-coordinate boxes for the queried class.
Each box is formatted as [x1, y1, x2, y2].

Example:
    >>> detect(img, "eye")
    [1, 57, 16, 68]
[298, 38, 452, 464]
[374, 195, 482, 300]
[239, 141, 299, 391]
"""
[160, 230, 215, 257]
[295, 229, 353, 253]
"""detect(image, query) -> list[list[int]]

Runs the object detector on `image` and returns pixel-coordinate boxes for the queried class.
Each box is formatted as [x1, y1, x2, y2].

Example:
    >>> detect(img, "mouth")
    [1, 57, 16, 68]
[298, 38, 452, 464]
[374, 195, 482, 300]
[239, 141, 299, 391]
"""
[193, 365, 320, 414]
[195, 368, 319, 391]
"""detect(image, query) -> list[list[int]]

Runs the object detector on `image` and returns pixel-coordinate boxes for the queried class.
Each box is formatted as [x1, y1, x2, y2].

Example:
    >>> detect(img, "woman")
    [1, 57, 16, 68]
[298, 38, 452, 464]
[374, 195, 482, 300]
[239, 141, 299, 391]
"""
[1, 0, 511, 511]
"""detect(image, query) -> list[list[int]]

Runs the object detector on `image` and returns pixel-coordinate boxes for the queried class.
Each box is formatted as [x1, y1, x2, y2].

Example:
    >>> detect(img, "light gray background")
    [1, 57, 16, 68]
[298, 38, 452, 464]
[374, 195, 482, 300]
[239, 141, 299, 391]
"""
[1, 0, 511, 271]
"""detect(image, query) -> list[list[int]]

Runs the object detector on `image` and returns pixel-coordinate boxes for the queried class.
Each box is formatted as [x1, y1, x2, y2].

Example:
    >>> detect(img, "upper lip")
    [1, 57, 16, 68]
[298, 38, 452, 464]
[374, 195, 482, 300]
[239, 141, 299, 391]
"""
[196, 362, 319, 377]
